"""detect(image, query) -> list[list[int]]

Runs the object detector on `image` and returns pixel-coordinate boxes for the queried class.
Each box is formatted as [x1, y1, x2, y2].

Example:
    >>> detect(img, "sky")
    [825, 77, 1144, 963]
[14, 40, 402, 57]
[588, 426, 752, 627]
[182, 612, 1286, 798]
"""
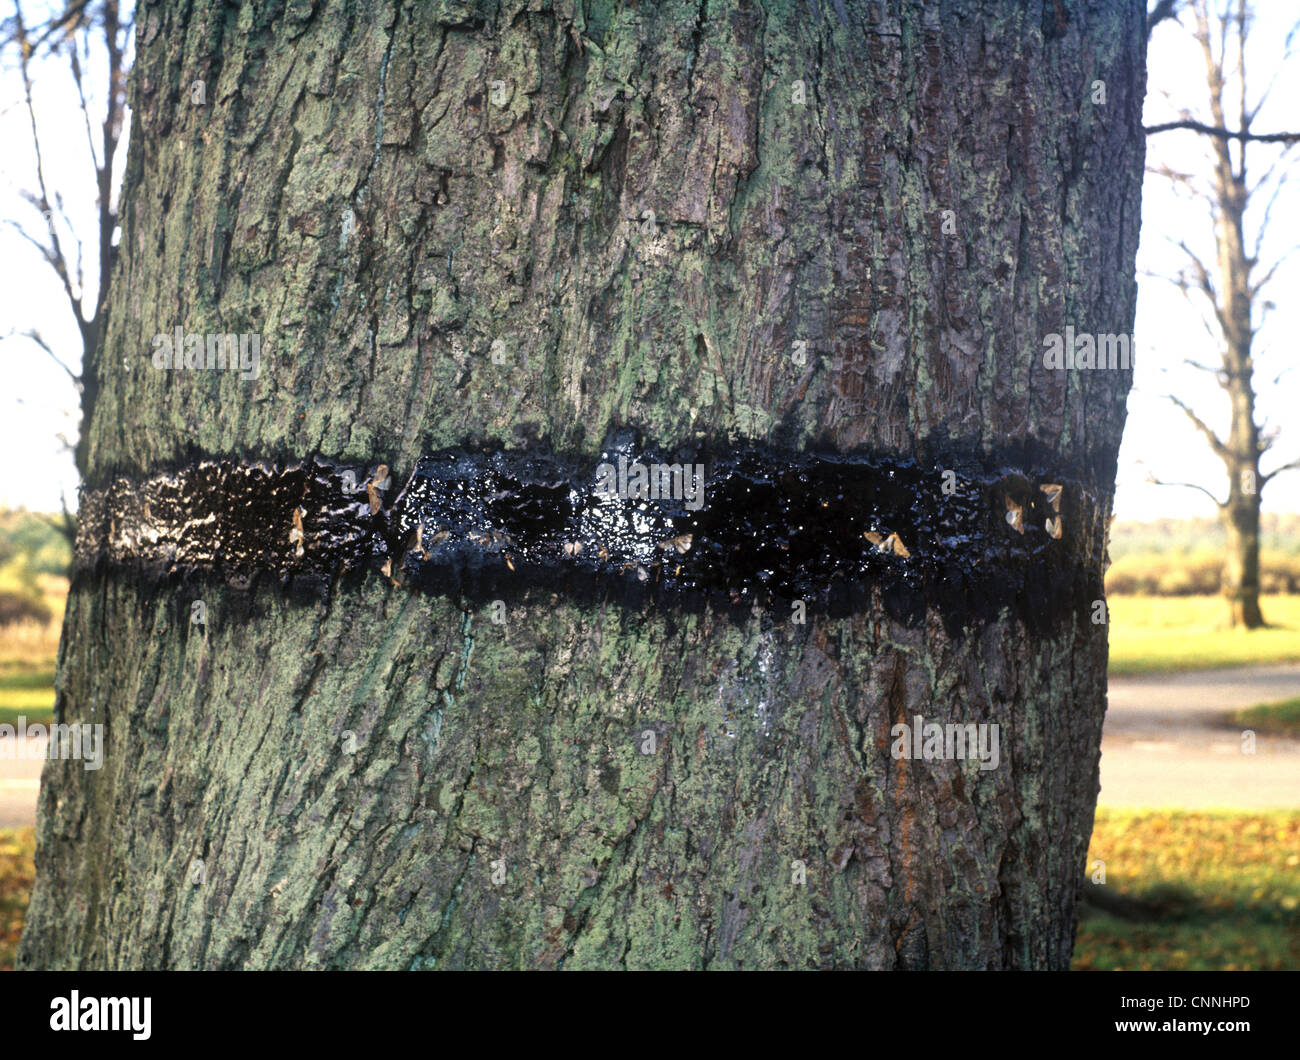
[0, 4, 1297, 522]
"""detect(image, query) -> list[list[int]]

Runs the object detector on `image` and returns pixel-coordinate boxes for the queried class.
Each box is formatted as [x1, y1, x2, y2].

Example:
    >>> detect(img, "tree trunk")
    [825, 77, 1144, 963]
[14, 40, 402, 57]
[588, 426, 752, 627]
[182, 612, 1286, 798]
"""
[19, 0, 1146, 969]
[1223, 494, 1264, 628]
[1217, 184, 1266, 629]
[1216, 155, 1265, 628]
[1197, 1, 1265, 630]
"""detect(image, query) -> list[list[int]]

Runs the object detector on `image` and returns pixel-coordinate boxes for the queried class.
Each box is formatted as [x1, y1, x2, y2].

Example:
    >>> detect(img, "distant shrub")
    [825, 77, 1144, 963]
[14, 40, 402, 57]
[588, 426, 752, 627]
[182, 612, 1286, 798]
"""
[1156, 568, 1195, 595]
[1181, 551, 1222, 594]
[1105, 554, 1149, 595]
[1262, 551, 1300, 593]
[1107, 547, 1300, 595]
[0, 511, 72, 578]
[0, 590, 52, 626]
[1109, 513, 1300, 561]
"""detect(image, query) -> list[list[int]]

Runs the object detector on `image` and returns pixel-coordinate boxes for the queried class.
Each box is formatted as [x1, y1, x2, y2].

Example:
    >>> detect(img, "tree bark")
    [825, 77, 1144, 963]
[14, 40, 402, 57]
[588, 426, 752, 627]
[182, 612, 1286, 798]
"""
[20, 0, 1146, 969]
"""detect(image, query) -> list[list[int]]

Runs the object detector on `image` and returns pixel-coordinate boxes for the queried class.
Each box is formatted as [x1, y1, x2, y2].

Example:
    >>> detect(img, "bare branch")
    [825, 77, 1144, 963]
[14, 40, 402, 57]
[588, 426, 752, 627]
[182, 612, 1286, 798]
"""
[20, 0, 95, 55]
[7, 327, 79, 382]
[11, 3, 86, 330]
[1146, 472, 1226, 508]
[37, 495, 77, 549]
[1259, 422, 1279, 454]
[1236, 0, 1249, 143]
[1261, 457, 1300, 487]
[1246, 143, 1297, 200]
[1146, 159, 1215, 203]
[1249, 247, 1298, 299]
[1166, 393, 1230, 460]
[1144, 119, 1300, 143]
[1243, 45, 1296, 129]
[1174, 238, 1218, 301]
[68, 28, 102, 172]
[1249, 157, 1297, 260]
[1139, 264, 1224, 345]
[93, 0, 127, 337]
[1165, 237, 1232, 336]
[1183, 357, 1225, 380]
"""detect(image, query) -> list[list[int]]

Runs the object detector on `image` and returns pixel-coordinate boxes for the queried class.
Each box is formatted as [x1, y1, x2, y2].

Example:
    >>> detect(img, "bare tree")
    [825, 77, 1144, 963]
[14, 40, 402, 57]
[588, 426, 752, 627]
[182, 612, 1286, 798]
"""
[1, 0, 131, 516]
[1143, 0, 1300, 628]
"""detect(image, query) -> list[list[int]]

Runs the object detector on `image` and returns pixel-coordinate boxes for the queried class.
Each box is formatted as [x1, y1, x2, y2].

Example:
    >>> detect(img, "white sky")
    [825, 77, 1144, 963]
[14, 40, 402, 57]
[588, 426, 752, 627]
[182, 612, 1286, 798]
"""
[0, 6, 1296, 521]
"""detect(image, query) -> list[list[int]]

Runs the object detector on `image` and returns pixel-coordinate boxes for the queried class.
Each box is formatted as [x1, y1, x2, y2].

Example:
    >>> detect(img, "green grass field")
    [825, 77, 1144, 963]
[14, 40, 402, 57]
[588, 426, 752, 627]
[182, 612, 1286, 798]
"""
[1108, 594, 1300, 676]
[0, 665, 56, 727]
[1231, 696, 1300, 737]
[0, 576, 63, 728]
[0, 622, 58, 728]
[1074, 810, 1300, 970]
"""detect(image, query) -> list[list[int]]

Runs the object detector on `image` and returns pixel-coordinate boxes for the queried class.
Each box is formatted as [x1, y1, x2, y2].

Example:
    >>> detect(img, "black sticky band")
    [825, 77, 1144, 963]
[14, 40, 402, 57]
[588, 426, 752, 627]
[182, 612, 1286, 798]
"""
[74, 441, 1108, 629]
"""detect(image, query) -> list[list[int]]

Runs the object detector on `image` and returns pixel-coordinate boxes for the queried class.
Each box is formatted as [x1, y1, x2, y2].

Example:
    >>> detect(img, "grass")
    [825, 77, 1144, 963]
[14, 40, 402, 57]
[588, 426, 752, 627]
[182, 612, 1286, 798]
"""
[0, 641, 57, 728]
[0, 583, 63, 728]
[1074, 810, 1300, 970]
[0, 827, 34, 971]
[1231, 696, 1300, 737]
[1107, 594, 1300, 676]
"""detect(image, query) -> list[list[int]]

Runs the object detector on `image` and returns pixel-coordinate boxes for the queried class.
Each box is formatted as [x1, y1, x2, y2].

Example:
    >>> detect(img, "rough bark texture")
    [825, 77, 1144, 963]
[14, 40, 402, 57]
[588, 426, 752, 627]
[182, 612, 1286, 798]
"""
[21, 0, 1146, 969]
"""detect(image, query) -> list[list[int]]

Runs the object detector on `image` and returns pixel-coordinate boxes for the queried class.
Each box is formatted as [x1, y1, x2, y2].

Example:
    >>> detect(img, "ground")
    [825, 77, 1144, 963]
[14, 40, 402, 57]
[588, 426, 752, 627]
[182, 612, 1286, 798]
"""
[1100, 663, 1300, 809]
[1075, 810, 1300, 971]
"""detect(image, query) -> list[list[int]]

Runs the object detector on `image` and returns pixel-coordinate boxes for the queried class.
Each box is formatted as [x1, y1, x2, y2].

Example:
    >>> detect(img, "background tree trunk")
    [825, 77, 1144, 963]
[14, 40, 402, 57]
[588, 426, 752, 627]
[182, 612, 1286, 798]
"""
[1145, 0, 1298, 631]
[20, 0, 1146, 969]
[1223, 490, 1264, 628]
[1216, 144, 1265, 629]
[1212, 56, 1265, 630]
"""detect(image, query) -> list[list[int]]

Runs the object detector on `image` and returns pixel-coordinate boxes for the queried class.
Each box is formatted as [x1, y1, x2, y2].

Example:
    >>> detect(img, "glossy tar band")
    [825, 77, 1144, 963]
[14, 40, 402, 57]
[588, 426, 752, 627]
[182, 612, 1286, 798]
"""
[73, 443, 1110, 629]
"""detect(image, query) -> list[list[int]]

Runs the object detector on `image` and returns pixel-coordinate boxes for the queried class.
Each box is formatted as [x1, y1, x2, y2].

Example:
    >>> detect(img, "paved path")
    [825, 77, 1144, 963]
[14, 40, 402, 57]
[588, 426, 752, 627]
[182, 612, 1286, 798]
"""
[1100, 663, 1300, 810]
[2, 665, 1297, 827]
[0, 737, 45, 829]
